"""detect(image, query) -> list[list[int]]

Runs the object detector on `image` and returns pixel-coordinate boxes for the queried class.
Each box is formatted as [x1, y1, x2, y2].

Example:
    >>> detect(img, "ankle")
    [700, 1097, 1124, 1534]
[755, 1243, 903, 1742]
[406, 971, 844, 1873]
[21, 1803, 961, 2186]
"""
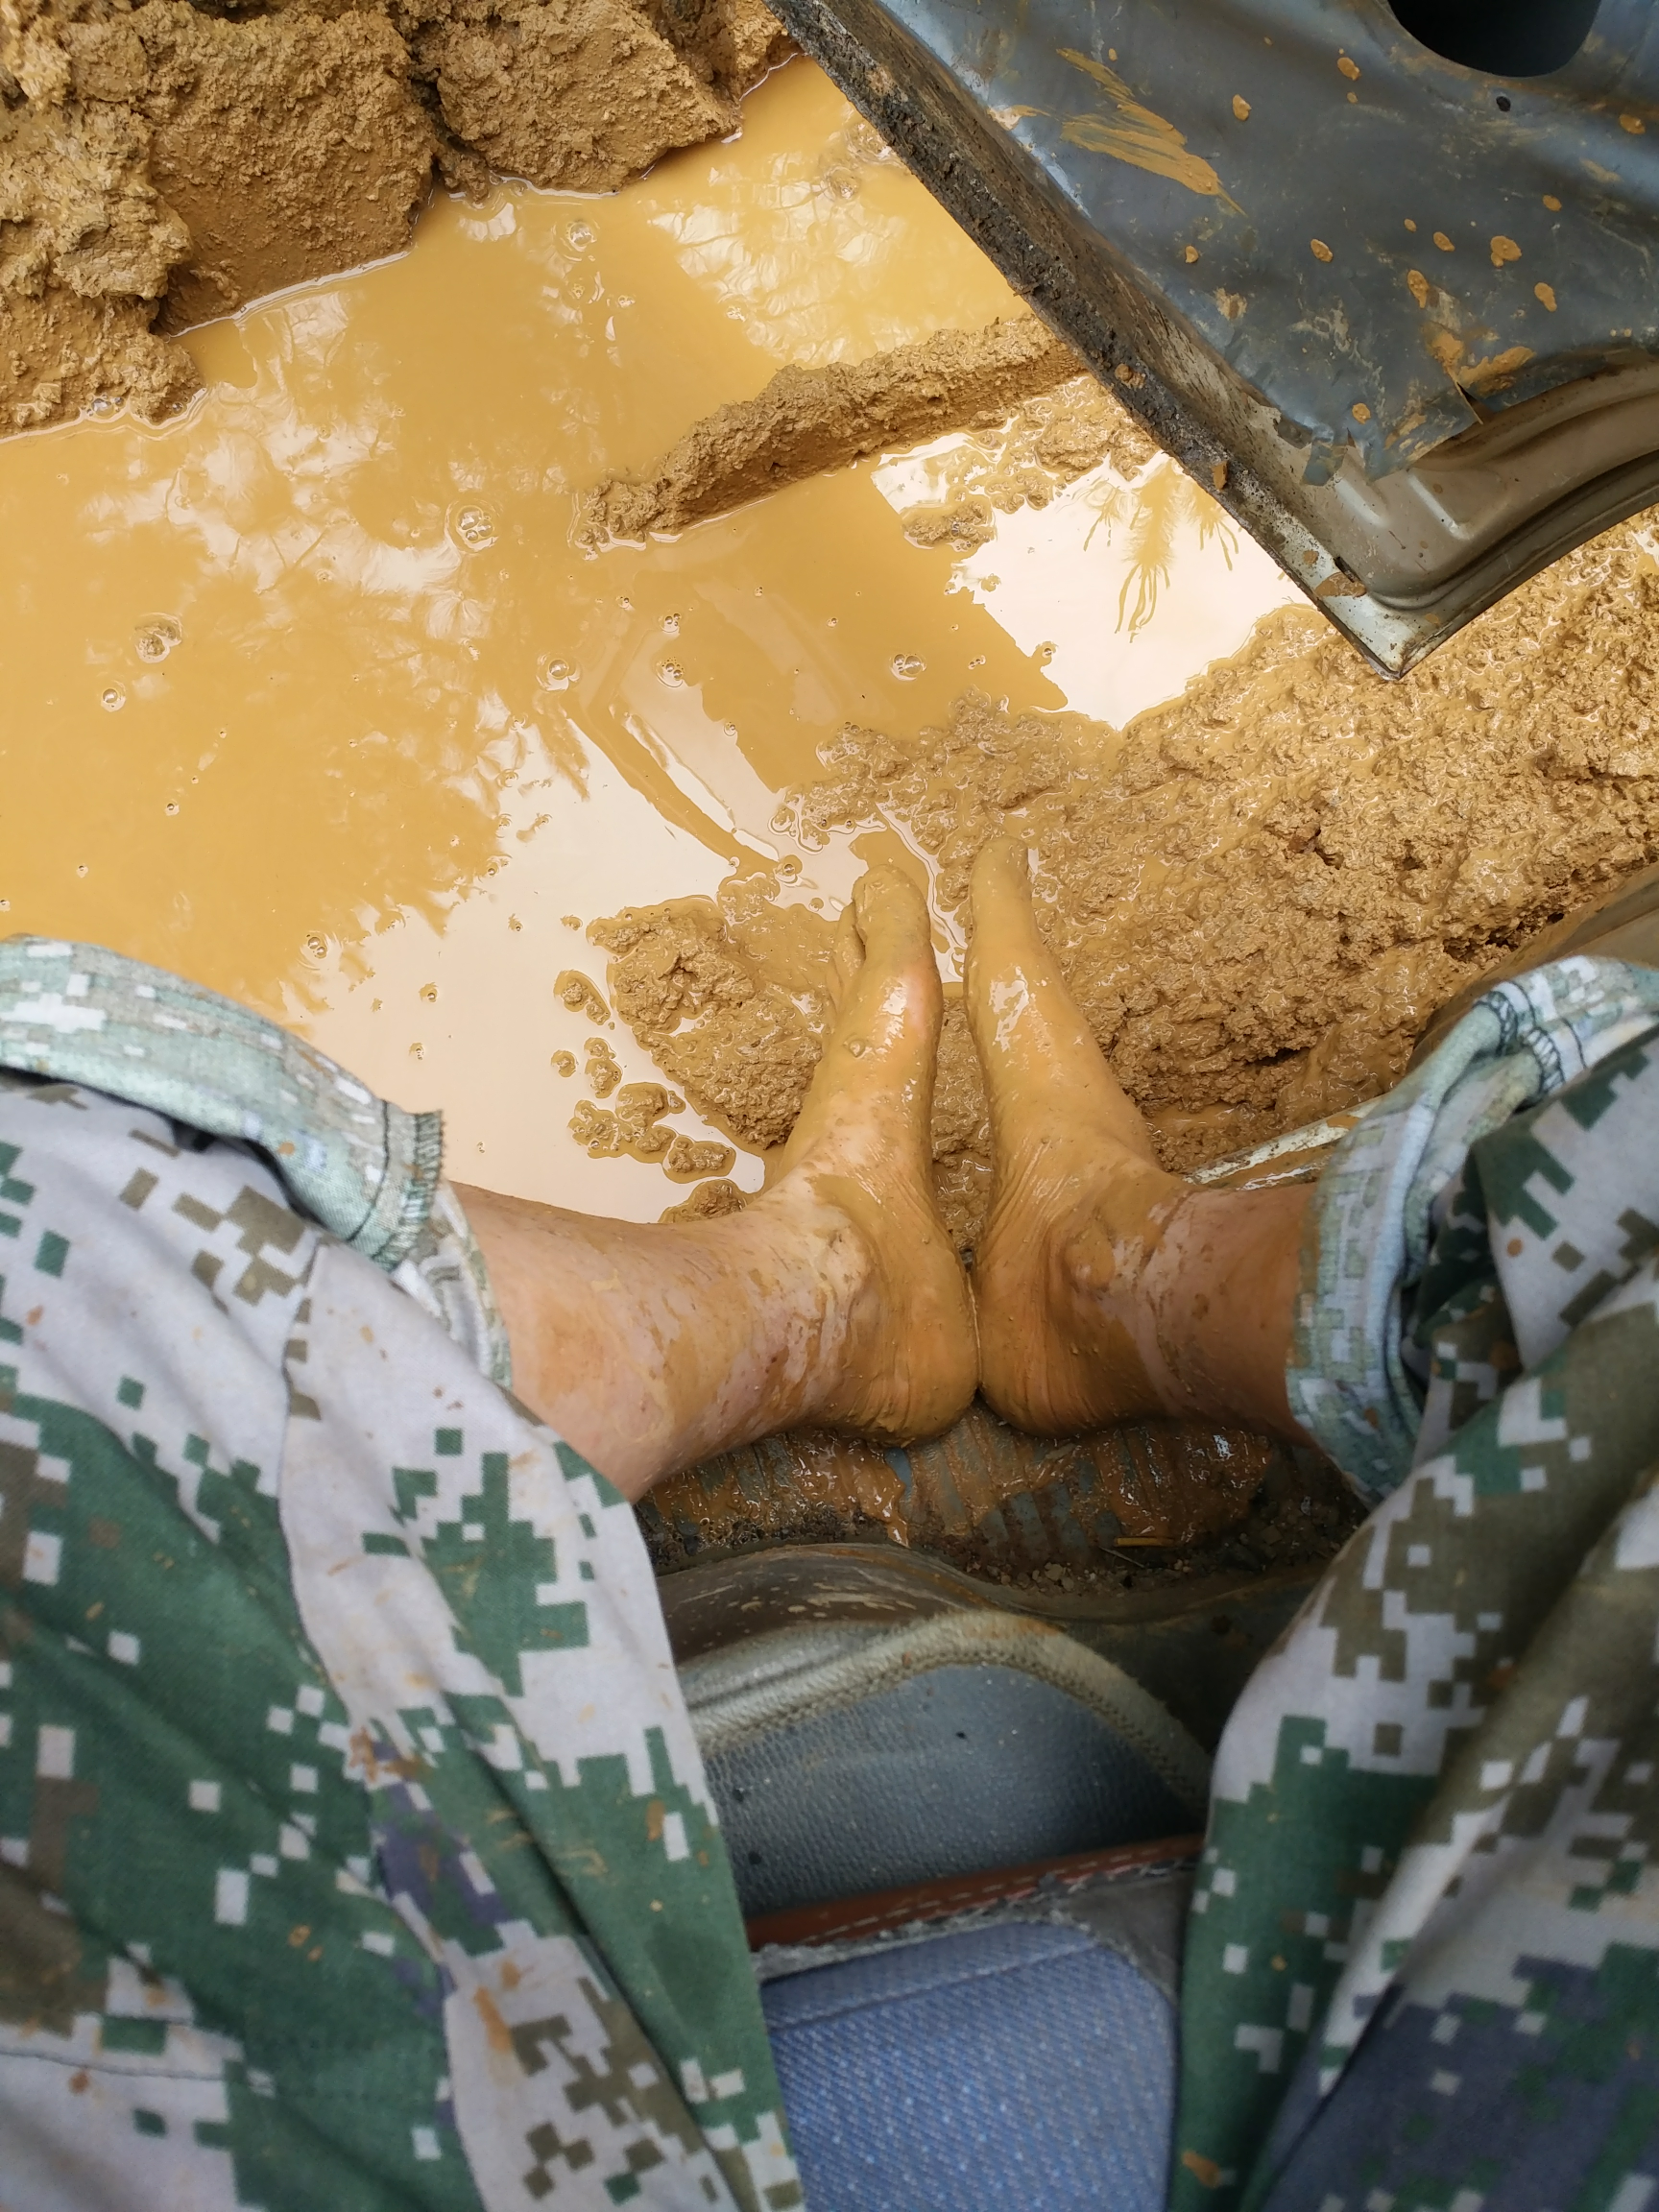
[1129, 1184, 1311, 1438]
[1048, 1211, 1175, 1423]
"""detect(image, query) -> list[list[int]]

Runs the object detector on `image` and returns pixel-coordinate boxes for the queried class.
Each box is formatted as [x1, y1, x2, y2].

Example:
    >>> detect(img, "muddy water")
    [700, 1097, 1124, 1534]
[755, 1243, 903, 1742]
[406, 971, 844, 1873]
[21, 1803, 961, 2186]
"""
[0, 58, 1289, 1219]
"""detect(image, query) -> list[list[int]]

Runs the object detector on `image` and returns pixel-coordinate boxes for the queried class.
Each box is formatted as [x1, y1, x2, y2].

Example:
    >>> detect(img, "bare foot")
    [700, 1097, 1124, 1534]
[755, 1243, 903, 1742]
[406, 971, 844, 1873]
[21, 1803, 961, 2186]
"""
[964, 838, 1187, 1432]
[964, 838, 1310, 1441]
[460, 867, 975, 1498]
[753, 864, 977, 1441]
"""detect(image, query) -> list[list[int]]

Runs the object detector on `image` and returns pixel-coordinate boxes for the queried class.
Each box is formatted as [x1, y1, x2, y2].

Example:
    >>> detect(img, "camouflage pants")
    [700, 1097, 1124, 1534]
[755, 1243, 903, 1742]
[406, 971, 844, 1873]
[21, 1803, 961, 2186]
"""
[11, 928, 1659, 2212]
[1177, 958, 1659, 2212]
[0, 1063, 799, 2211]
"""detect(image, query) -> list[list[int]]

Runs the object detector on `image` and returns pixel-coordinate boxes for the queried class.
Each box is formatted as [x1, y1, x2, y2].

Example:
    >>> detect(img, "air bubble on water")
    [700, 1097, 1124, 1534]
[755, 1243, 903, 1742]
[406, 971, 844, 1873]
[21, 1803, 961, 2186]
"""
[619, 595, 634, 612]
[164, 802, 180, 816]
[538, 658, 577, 690]
[76, 863, 88, 878]
[1037, 640, 1057, 664]
[420, 982, 438, 1002]
[452, 504, 497, 550]
[101, 685, 126, 712]
[723, 722, 738, 737]
[305, 934, 327, 959]
[661, 613, 681, 637]
[135, 615, 181, 662]
[566, 221, 595, 250]
[657, 661, 685, 687]
[891, 654, 926, 680]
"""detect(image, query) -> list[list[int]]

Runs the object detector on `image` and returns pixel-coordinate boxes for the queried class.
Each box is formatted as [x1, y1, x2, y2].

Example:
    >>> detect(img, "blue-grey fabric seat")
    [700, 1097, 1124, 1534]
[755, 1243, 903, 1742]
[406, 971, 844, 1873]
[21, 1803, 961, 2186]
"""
[683, 1594, 1203, 2203]
[761, 1917, 1177, 2212]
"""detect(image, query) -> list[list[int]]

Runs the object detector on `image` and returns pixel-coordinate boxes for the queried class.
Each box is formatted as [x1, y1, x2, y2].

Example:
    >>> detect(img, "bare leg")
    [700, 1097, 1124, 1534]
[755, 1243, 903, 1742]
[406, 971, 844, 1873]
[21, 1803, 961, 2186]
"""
[455, 867, 977, 1500]
[964, 838, 1310, 1441]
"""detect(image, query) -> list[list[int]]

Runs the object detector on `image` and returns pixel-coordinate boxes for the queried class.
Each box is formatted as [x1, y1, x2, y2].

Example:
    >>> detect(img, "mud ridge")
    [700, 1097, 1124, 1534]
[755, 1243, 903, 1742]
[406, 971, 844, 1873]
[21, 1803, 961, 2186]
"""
[575, 309, 1088, 543]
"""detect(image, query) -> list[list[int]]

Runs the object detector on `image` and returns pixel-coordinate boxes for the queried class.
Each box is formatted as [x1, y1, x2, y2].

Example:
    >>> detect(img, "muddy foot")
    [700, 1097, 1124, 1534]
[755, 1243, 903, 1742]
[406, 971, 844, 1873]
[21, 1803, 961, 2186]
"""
[964, 837, 1186, 1433]
[752, 865, 977, 1443]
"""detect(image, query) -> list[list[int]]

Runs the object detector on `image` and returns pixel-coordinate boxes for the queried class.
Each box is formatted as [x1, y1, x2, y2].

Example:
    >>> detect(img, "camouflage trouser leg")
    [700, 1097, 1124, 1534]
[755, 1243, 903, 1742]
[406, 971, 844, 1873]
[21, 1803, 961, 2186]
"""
[0, 1072, 800, 2212]
[1174, 964, 1659, 2212]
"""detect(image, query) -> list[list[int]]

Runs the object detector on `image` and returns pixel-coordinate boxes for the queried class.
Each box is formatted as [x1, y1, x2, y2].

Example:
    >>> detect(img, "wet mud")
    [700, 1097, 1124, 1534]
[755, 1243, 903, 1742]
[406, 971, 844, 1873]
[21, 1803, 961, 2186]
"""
[0, 60, 1065, 1223]
[578, 309, 1087, 543]
[593, 510, 1659, 1245]
[638, 1403, 1363, 1592]
[0, 0, 786, 431]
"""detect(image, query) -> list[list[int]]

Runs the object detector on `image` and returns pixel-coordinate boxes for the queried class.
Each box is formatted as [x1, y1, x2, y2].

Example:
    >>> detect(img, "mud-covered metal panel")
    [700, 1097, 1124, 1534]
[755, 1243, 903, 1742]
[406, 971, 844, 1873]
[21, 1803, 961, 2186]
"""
[769, 0, 1659, 670]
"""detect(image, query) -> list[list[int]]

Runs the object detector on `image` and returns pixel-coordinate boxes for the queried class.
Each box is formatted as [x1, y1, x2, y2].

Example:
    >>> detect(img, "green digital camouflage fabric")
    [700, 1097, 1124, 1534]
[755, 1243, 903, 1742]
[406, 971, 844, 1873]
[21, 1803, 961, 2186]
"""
[1286, 955, 1659, 1502]
[1175, 958, 1659, 2212]
[0, 1055, 799, 2204]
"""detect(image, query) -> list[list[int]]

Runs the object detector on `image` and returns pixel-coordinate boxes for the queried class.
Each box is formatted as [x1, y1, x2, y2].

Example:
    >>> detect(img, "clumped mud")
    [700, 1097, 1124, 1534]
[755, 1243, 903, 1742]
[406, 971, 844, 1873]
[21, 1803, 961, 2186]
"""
[576, 310, 1086, 544]
[594, 511, 1659, 1248]
[590, 875, 839, 1148]
[0, 0, 787, 431]
[637, 1405, 1361, 1588]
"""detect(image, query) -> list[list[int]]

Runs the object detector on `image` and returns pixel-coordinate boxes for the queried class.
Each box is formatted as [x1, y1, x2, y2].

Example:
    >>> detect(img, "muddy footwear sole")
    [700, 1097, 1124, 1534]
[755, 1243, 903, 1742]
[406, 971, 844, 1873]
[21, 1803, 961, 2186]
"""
[662, 1534, 1321, 1751]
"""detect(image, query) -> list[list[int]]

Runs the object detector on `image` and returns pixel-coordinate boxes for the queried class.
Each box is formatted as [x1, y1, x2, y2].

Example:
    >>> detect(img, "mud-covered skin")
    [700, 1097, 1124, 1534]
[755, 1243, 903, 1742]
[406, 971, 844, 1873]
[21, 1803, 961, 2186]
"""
[964, 838, 1310, 1442]
[0, 0, 785, 433]
[464, 865, 977, 1496]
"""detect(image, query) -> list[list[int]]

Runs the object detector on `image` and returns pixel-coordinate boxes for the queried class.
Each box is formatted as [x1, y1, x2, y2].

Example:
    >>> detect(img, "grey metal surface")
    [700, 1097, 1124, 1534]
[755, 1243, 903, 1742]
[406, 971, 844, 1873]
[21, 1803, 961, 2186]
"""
[767, 0, 1659, 671]
[704, 1661, 1200, 1915]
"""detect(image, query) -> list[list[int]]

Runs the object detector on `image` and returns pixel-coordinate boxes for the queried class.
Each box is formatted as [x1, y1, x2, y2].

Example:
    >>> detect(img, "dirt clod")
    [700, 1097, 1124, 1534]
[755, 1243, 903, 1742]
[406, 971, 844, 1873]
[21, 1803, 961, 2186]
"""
[0, 0, 784, 434]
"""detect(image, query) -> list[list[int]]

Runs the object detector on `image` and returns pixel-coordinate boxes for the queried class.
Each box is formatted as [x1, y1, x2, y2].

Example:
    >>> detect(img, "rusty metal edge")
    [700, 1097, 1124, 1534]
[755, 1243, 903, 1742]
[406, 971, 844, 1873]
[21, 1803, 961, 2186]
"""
[743, 1832, 1203, 1949]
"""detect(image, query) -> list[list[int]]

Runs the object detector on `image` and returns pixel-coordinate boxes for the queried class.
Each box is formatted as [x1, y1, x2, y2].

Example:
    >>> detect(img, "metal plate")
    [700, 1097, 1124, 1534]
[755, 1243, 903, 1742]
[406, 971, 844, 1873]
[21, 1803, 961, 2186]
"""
[769, 0, 1659, 671]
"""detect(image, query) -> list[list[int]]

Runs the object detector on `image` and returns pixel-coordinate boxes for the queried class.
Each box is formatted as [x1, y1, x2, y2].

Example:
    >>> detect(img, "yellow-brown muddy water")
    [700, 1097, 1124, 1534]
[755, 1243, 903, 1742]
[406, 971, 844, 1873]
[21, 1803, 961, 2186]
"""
[0, 59, 1297, 1215]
